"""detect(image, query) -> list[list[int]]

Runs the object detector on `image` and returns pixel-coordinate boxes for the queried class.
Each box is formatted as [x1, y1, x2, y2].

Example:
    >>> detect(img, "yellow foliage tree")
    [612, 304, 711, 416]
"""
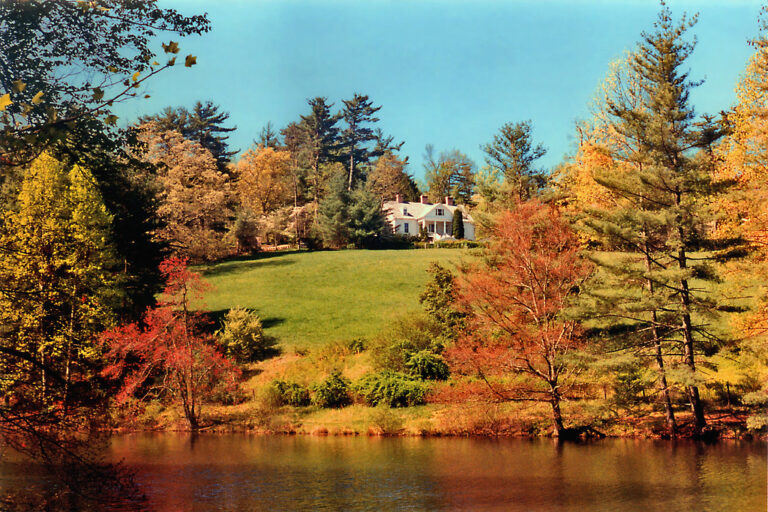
[0, 153, 119, 407]
[137, 125, 234, 262]
[235, 146, 292, 216]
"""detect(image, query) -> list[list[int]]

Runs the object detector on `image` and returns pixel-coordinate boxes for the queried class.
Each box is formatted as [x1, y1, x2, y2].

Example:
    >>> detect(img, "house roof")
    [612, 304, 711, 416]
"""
[383, 201, 474, 223]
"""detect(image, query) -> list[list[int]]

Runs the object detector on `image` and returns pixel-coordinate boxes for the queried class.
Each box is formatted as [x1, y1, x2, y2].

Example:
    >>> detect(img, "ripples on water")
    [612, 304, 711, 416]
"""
[2, 434, 766, 511]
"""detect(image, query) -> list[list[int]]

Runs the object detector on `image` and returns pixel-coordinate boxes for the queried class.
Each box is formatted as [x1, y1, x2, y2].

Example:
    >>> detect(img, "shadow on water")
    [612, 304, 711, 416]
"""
[199, 251, 303, 278]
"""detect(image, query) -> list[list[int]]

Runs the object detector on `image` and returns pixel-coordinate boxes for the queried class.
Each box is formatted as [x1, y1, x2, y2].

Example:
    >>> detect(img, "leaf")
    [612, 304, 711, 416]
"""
[31, 91, 44, 105]
[0, 93, 11, 111]
[162, 41, 179, 54]
[12, 80, 26, 93]
[107, 66, 118, 73]
[144, 95, 151, 99]
[92, 87, 104, 102]
[105, 114, 118, 126]
[184, 55, 197, 68]
[152, 61, 160, 66]
[132, 71, 140, 82]
[168, 57, 176, 66]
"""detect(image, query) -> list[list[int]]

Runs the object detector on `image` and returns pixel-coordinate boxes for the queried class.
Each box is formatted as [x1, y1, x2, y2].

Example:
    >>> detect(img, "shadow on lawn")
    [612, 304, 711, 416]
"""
[199, 251, 303, 278]
[204, 310, 285, 330]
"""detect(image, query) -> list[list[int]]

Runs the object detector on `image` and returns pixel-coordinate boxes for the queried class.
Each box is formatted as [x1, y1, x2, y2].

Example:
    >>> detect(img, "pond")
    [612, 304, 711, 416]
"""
[2, 434, 766, 511]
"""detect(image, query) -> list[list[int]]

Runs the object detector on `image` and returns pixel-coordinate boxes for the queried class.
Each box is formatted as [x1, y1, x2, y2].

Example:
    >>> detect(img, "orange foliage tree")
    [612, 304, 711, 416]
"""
[450, 200, 592, 437]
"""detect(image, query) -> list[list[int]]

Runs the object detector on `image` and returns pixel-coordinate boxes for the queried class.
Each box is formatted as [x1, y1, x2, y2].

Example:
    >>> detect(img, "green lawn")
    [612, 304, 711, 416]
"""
[197, 249, 468, 347]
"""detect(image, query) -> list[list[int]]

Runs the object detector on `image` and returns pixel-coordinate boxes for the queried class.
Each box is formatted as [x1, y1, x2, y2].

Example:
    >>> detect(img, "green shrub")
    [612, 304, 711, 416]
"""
[406, 350, 450, 380]
[270, 380, 311, 407]
[355, 371, 428, 407]
[217, 307, 275, 363]
[348, 338, 366, 354]
[369, 313, 447, 374]
[312, 371, 351, 408]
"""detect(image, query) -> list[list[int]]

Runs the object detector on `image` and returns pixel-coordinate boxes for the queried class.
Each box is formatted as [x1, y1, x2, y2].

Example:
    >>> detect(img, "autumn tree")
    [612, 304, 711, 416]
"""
[482, 120, 547, 201]
[451, 201, 592, 437]
[140, 101, 237, 173]
[0, 153, 120, 410]
[424, 146, 475, 204]
[100, 257, 239, 431]
[366, 152, 420, 201]
[137, 125, 233, 262]
[715, 5, 768, 429]
[235, 146, 292, 215]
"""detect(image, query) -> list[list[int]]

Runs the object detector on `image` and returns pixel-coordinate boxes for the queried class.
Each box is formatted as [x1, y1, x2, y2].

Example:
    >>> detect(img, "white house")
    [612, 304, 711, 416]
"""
[383, 195, 475, 241]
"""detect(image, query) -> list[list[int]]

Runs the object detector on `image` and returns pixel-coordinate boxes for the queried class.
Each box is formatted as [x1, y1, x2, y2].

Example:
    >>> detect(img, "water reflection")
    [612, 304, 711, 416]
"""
[3, 435, 765, 511]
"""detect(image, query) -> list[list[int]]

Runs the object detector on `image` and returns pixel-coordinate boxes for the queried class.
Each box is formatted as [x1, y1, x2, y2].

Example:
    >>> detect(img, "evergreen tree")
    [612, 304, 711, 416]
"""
[140, 100, 237, 173]
[299, 97, 342, 205]
[580, 4, 733, 435]
[281, 121, 311, 208]
[347, 186, 386, 248]
[257, 121, 281, 149]
[318, 173, 385, 248]
[482, 120, 547, 201]
[318, 173, 352, 248]
[339, 93, 383, 190]
[452, 209, 465, 239]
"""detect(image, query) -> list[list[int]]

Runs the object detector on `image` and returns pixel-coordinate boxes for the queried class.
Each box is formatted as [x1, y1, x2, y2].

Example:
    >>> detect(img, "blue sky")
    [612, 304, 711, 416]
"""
[115, 0, 763, 181]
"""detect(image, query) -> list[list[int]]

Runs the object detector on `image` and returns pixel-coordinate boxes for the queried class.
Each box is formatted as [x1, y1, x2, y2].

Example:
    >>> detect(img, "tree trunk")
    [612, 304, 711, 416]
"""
[676, 235, 707, 434]
[643, 246, 677, 436]
[348, 151, 355, 191]
[550, 395, 565, 438]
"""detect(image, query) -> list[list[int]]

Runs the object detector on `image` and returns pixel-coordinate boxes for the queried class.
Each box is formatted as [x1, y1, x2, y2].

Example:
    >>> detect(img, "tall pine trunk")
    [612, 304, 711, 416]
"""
[643, 245, 677, 436]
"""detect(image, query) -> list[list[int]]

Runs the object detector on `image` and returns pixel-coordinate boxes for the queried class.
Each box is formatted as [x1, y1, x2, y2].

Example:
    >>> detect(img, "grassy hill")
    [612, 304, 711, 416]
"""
[197, 249, 468, 347]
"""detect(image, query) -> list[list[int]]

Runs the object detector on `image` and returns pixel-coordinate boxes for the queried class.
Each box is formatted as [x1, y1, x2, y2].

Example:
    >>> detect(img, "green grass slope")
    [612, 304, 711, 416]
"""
[198, 249, 466, 347]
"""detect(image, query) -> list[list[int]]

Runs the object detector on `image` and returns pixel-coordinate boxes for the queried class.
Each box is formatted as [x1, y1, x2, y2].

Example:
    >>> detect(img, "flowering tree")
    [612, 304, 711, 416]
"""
[100, 257, 238, 430]
[450, 201, 592, 437]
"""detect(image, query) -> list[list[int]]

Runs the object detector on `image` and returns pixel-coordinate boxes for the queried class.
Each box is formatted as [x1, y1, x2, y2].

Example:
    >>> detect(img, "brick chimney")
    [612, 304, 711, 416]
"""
[444, 196, 454, 206]
[419, 195, 430, 204]
[395, 193, 403, 203]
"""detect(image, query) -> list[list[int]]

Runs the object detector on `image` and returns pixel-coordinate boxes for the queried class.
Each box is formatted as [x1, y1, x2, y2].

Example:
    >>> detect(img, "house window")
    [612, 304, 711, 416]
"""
[404, 223, 409, 234]
[403, 207, 408, 215]
[428, 224, 435, 233]
[436, 208, 443, 216]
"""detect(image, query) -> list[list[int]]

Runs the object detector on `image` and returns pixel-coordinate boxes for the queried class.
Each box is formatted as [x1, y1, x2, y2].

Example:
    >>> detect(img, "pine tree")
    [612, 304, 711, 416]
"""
[482, 120, 547, 201]
[140, 101, 237, 173]
[452, 209, 465, 239]
[339, 93, 383, 190]
[580, 3, 733, 435]
[256, 121, 281, 149]
[299, 97, 342, 206]
[318, 173, 352, 248]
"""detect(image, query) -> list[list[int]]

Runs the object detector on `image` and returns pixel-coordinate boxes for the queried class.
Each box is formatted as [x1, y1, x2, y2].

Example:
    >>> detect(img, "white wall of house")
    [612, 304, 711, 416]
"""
[393, 219, 417, 236]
